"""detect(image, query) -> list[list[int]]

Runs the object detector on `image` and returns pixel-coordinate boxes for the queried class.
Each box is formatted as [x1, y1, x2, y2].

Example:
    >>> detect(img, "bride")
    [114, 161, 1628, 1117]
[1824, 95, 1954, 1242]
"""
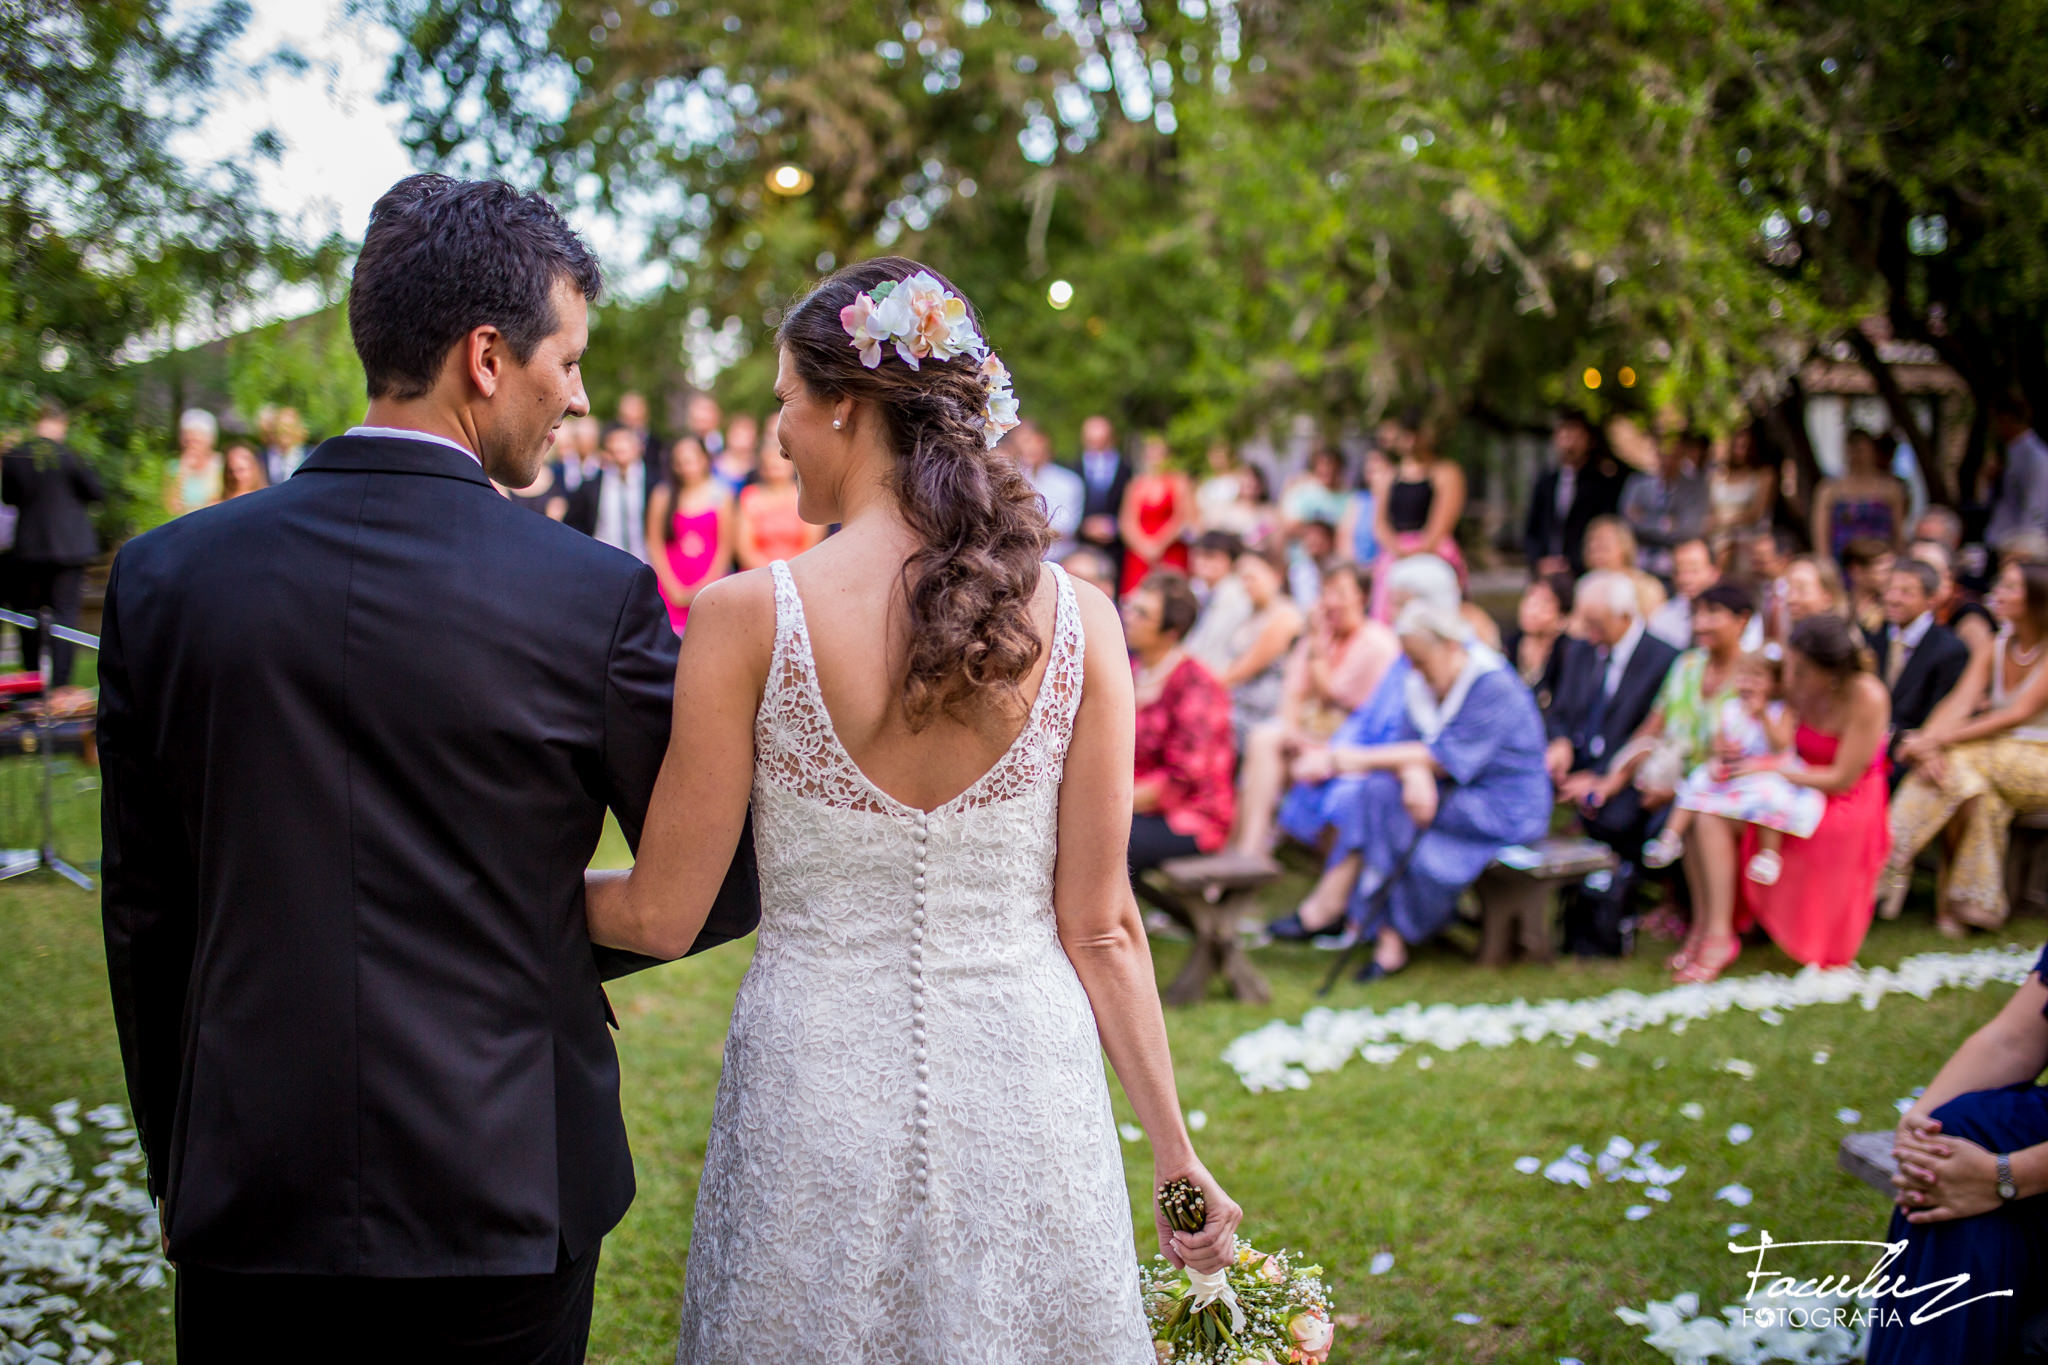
[585, 257, 1241, 1362]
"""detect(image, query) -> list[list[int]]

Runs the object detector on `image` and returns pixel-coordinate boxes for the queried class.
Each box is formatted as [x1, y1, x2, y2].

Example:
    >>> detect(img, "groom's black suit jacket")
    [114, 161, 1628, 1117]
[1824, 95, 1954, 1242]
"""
[99, 433, 760, 1277]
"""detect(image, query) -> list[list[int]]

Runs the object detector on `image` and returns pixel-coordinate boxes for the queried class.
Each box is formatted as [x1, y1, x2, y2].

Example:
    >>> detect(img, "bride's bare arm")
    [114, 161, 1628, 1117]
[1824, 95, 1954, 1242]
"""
[586, 571, 772, 959]
[1052, 580, 1243, 1273]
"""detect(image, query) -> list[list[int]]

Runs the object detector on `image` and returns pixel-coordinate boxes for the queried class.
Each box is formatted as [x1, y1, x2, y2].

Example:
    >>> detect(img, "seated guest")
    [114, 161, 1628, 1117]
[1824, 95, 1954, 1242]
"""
[1183, 530, 1249, 643]
[1842, 536, 1896, 635]
[1283, 598, 1551, 980]
[1504, 571, 1577, 716]
[1254, 555, 1463, 937]
[1227, 562, 1397, 859]
[1544, 570, 1684, 956]
[1648, 537, 1721, 649]
[1679, 614, 1891, 980]
[1913, 504, 1966, 556]
[1869, 948, 2048, 1365]
[1198, 545, 1304, 747]
[1122, 571, 1236, 873]
[1286, 519, 1337, 611]
[1912, 539, 1997, 665]
[1584, 514, 1670, 622]
[1785, 552, 1852, 626]
[1597, 582, 1755, 819]
[1056, 544, 1120, 602]
[1887, 560, 2048, 933]
[1869, 557, 1970, 787]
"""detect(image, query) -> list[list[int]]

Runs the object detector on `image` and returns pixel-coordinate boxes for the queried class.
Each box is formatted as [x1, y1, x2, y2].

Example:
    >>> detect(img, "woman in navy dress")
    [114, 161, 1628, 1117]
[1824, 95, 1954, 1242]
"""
[1871, 944, 2048, 1363]
[1288, 598, 1552, 980]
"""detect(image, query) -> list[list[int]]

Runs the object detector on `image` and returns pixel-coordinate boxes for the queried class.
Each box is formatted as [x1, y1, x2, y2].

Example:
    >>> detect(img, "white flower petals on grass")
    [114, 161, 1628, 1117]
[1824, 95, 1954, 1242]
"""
[1837, 1108, 1862, 1125]
[1722, 1059, 1757, 1080]
[1453, 1312, 1483, 1325]
[1514, 1156, 1542, 1175]
[1119, 1123, 1143, 1143]
[1726, 1123, 1753, 1145]
[1714, 1183, 1754, 1207]
[1812, 1049, 1830, 1065]
[1617, 1288, 1862, 1365]
[1369, 1251, 1395, 1276]
[1573, 1052, 1601, 1070]
[1185, 1110, 1207, 1132]
[1725, 1223, 1749, 1237]
[1680, 1102, 1705, 1121]
[0, 1099, 164, 1365]
[1221, 946, 2038, 1092]
[1625, 1205, 1652, 1221]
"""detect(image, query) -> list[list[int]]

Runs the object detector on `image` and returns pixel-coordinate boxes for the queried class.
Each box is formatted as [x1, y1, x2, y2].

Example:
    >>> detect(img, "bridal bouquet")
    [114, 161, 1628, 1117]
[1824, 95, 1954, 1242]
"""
[1141, 1179, 1335, 1365]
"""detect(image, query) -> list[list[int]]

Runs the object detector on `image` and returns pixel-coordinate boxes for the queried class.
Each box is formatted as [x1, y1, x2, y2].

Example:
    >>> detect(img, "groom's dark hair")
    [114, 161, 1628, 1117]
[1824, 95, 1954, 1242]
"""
[349, 174, 604, 401]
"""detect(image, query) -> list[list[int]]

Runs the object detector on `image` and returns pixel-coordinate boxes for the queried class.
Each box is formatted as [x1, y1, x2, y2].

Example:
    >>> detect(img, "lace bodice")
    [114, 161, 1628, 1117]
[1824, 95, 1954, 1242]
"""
[674, 559, 1152, 1364]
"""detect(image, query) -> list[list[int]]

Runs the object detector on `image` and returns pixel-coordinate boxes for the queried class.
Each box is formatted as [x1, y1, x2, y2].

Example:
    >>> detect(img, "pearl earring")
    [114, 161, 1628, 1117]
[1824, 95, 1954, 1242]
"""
[832, 419, 843, 429]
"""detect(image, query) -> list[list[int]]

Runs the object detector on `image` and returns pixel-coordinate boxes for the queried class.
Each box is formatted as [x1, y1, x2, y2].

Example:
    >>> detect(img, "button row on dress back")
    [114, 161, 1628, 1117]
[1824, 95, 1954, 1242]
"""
[909, 810, 931, 1201]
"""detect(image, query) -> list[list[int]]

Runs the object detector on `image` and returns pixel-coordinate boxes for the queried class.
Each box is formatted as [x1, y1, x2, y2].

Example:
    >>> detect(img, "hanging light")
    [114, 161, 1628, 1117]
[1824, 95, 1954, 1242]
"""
[765, 164, 814, 196]
[1618, 366, 1638, 388]
[1583, 367, 1603, 390]
[1047, 279, 1075, 310]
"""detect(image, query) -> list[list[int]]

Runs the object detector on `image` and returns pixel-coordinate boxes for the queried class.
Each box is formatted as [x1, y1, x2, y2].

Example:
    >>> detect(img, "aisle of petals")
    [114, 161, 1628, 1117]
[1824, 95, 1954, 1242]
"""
[1221, 946, 2039, 1093]
[0, 1101, 164, 1365]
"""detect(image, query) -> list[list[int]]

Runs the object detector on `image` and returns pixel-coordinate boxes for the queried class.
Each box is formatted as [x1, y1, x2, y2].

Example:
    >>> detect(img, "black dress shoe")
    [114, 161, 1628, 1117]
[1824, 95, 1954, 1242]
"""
[1353, 960, 1404, 982]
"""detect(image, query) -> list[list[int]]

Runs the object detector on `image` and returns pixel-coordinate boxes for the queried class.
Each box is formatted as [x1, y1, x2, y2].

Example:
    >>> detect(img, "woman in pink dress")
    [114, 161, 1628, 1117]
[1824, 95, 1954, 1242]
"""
[646, 435, 734, 633]
[1675, 612, 1890, 981]
[1117, 435, 1192, 596]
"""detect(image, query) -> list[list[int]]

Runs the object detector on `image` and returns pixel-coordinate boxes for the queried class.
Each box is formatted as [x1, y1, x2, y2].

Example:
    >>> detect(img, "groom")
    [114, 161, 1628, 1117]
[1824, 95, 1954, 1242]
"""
[99, 174, 760, 1362]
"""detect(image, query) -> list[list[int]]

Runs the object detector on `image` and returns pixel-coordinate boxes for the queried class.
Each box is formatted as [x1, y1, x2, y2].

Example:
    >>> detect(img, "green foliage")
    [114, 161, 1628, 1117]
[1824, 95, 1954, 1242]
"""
[223, 304, 367, 442]
[1, 0, 335, 533]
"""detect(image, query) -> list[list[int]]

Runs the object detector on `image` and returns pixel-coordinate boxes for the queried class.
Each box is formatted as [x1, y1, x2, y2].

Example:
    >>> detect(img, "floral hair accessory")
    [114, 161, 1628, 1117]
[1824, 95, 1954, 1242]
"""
[839, 271, 1021, 449]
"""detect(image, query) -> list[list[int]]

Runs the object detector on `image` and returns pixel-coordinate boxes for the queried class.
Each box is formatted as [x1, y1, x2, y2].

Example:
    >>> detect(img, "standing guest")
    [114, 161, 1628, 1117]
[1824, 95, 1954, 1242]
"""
[1182, 531, 1251, 669]
[1012, 421, 1084, 559]
[1369, 417, 1466, 619]
[504, 459, 572, 520]
[259, 406, 310, 485]
[1525, 411, 1627, 576]
[1812, 428, 1907, 563]
[1987, 393, 2048, 552]
[1707, 422, 1779, 559]
[1206, 545, 1305, 747]
[1287, 520, 1335, 612]
[1842, 537, 1896, 635]
[1074, 413, 1131, 574]
[1912, 539, 1997, 665]
[734, 425, 821, 569]
[1281, 447, 1351, 532]
[683, 391, 725, 458]
[1544, 570, 1684, 956]
[1622, 430, 1710, 582]
[1584, 515, 1670, 622]
[1122, 571, 1236, 873]
[1649, 537, 1720, 648]
[167, 408, 224, 516]
[1225, 463, 1280, 548]
[558, 414, 603, 493]
[2, 400, 103, 687]
[1117, 434, 1193, 595]
[1055, 544, 1119, 602]
[718, 413, 760, 494]
[592, 422, 650, 561]
[1869, 557, 1970, 787]
[616, 390, 663, 481]
[220, 443, 270, 499]
[646, 435, 733, 633]
[1195, 440, 1250, 534]
[1868, 951, 2048, 1365]
[1286, 598, 1552, 981]
[1745, 526, 1799, 647]
[1503, 571, 1577, 716]
[1679, 614, 1891, 980]
[1338, 443, 1393, 572]
[1887, 560, 2048, 933]
[1914, 505, 1966, 556]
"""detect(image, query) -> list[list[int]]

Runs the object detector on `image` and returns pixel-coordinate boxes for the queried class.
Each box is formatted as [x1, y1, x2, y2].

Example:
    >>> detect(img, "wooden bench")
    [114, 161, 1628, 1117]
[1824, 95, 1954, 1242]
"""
[1137, 854, 1280, 1006]
[1472, 836, 1619, 966]
[1838, 1130, 1898, 1197]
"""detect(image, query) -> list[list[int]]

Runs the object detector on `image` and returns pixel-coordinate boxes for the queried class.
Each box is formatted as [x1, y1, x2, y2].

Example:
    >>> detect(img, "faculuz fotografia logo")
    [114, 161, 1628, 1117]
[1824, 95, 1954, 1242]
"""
[1732, 1229, 2011, 1329]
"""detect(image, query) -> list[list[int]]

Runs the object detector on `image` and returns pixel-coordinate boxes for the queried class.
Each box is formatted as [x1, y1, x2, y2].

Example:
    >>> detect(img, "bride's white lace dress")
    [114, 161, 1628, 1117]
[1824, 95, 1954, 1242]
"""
[674, 559, 1152, 1363]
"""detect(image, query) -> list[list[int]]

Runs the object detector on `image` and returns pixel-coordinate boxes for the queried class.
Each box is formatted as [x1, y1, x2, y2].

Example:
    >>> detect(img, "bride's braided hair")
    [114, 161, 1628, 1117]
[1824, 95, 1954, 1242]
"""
[779, 258, 1053, 730]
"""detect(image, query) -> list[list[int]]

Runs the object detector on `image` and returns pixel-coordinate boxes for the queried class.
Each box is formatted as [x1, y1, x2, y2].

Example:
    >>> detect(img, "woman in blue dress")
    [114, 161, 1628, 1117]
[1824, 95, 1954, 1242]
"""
[1870, 945, 2048, 1364]
[1287, 596, 1553, 980]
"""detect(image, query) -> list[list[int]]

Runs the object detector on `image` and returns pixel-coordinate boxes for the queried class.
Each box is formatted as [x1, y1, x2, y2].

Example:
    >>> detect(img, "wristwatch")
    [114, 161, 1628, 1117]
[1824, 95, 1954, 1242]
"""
[1996, 1152, 2019, 1201]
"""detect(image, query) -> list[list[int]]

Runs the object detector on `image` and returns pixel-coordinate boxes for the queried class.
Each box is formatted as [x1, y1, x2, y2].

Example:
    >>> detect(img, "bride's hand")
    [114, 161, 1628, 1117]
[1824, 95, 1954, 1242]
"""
[1154, 1160, 1243, 1274]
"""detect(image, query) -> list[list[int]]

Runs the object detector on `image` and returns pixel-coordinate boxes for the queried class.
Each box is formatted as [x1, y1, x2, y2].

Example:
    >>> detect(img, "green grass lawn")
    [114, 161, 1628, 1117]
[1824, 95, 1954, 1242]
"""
[4, 802, 2037, 1363]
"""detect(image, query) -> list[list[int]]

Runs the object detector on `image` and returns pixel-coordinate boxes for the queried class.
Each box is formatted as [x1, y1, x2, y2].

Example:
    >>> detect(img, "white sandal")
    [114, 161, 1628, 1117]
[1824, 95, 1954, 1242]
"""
[1642, 829, 1684, 870]
[1744, 850, 1783, 887]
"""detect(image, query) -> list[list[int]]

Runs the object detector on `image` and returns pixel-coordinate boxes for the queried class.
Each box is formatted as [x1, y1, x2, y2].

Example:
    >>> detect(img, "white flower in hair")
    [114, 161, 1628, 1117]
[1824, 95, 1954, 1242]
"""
[839, 271, 1022, 448]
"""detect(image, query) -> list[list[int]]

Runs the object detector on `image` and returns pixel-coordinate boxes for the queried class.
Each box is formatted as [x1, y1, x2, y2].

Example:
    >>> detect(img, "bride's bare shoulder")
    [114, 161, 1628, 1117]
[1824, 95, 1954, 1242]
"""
[676, 567, 780, 674]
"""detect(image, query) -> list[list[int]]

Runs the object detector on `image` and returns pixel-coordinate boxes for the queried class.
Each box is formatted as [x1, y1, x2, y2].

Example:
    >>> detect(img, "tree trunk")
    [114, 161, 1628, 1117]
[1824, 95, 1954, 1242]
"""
[1844, 326, 1950, 506]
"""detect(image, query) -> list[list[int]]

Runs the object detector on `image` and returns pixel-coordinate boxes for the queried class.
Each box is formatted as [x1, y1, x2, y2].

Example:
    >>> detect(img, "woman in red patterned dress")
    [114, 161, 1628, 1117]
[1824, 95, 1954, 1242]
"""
[1122, 570, 1237, 871]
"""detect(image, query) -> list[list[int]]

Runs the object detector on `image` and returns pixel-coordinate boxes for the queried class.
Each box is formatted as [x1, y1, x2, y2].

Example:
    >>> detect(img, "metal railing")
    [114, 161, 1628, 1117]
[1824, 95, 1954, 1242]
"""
[0, 607, 97, 889]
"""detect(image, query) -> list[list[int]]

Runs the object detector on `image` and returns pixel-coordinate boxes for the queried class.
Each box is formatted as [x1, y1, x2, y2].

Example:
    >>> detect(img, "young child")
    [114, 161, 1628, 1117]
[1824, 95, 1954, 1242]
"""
[1642, 651, 1824, 885]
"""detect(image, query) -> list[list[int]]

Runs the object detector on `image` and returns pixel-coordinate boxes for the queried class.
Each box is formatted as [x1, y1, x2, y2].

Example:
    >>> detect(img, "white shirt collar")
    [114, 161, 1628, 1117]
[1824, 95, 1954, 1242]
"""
[344, 424, 483, 468]
[1608, 619, 1645, 675]
[1893, 612, 1934, 650]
